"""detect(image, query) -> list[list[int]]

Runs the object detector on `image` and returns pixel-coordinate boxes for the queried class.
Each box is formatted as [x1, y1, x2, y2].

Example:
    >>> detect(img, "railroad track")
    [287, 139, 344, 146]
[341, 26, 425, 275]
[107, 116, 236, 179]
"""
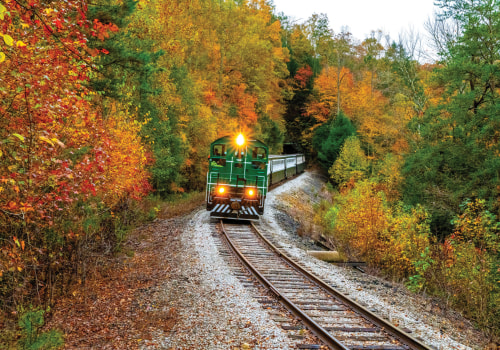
[218, 220, 432, 350]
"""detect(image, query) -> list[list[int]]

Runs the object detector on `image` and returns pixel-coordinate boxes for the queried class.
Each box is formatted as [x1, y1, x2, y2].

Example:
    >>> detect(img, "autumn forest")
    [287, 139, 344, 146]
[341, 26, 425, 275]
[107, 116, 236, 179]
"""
[0, 0, 499, 346]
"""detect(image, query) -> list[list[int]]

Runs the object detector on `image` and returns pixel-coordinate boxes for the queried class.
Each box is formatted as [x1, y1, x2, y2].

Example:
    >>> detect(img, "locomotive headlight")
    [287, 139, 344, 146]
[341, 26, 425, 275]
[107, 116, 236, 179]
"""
[236, 133, 245, 146]
[218, 186, 226, 195]
[246, 188, 256, 198]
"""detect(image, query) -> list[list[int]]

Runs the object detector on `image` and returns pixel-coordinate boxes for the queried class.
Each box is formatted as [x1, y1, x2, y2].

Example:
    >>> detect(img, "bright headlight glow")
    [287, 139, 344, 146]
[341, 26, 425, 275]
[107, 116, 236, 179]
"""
[247, 189, 255, 197]
[236, 133, 245, 146]
[218, 187, 225, 194]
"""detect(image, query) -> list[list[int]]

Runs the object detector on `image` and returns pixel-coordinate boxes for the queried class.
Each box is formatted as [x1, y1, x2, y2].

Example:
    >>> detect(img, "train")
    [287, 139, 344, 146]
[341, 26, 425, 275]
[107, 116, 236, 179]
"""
[206, 134, 305, 220]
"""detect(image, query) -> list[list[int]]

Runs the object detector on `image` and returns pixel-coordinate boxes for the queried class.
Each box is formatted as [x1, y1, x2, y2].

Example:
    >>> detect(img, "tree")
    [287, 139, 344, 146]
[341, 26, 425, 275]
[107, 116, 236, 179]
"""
[87, 0, 185, 195]
[303, 13, 332, 62]
[388, 41, 427, 118]
[329, 31, 355, 116]
[280, 17, 322, 149]
[329, 136, 369, 185]
[0, 0, 151, 311]
[312, 112, 356, 171]
[358, 32, 385, 96]
[403, 0, 500, 234]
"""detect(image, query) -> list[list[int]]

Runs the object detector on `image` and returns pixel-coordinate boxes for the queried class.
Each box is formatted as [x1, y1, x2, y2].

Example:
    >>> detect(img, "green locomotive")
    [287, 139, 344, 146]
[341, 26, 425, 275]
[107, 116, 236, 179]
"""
[206, 134, 305, 220]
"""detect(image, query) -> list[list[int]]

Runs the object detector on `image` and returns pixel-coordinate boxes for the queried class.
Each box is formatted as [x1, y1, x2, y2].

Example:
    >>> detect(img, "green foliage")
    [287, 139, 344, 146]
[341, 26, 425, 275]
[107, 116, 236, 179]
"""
[255, 114, 284, 154]
[168, 66, 212, 192]
[87, 0, 185, 195]
[329, 136, 369, 185]
[279, 16, 321, 78]
[387, 42, 427, 116]
[281, 22, 320, 152]
[451, 199, 500, 253]
[143, 104, 184, 194]
[404, 0, 500, 236]
[312, 112, 356, 171]
[406, 247, 435, 292]
[18, 307, 64, 350]
[404, 104, 499, 232]
[87, 0, 140, 100]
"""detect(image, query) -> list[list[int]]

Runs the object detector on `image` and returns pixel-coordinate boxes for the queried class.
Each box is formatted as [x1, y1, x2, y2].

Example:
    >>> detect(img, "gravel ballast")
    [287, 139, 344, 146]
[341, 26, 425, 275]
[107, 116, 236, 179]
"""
[142, 210, 298, 349]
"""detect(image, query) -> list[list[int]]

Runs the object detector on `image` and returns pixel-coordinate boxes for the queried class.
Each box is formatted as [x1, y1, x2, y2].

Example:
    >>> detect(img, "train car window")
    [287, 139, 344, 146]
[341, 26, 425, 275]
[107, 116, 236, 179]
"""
[213, 144, 225, 156]
[252, 147, 267, 160]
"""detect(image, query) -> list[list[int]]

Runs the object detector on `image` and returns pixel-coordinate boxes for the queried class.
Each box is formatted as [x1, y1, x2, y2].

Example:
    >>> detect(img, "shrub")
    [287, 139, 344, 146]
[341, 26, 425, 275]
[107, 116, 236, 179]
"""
[18, 307, 64, 350]
[444, 199, 499, 331]
[383, 204, 432, 279]
[407, 199, 500, 335]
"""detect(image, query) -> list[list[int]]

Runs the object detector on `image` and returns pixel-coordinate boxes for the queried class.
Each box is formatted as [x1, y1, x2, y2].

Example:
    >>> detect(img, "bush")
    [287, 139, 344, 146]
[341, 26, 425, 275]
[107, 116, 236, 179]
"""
[18, 307, 64, 350]
[407, 199, 500, 335]
[444, 199, 499, 332]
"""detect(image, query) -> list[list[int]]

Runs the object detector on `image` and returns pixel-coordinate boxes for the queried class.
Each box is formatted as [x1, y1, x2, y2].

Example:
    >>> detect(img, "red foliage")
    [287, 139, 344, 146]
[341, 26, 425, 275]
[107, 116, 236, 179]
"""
[294, 65, 313, 88]
[0, 0, 151, 307]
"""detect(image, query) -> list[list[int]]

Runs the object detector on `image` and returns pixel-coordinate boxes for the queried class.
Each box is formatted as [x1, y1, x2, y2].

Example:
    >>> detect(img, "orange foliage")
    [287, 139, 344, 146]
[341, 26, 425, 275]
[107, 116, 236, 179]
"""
[346, 72, 387, 120]
[147, 0, 288, 136]
[230, 83, 259, 125]
[306, 66, 354, 124]
[420, 64, 446, 109]
[307, 68, 412, 157]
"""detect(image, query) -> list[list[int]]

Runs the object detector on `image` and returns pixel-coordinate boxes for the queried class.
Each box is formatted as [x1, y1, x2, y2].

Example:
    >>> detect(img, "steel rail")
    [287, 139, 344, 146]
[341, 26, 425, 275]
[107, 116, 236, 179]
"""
[250, 222, 433, 350]
[220, 220, 349, 350]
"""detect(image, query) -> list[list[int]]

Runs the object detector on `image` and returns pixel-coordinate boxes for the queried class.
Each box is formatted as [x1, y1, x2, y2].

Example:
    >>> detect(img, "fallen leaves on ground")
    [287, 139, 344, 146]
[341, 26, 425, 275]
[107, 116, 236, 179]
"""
[46, 220, 182, 349]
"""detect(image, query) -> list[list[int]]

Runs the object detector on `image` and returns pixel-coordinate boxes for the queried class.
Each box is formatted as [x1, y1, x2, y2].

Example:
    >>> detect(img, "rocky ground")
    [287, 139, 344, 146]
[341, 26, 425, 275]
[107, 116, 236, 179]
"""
[47, 171, 492, 349]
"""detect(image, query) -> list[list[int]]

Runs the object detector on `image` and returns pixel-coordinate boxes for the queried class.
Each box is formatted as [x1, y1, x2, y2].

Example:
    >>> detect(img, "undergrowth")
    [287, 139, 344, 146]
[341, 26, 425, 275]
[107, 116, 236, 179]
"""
[0, 191, 205, 349]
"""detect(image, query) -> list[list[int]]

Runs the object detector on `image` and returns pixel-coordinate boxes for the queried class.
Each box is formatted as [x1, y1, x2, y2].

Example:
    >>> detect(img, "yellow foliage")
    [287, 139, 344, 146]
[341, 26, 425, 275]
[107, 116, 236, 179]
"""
[323, 180, 431, 278]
